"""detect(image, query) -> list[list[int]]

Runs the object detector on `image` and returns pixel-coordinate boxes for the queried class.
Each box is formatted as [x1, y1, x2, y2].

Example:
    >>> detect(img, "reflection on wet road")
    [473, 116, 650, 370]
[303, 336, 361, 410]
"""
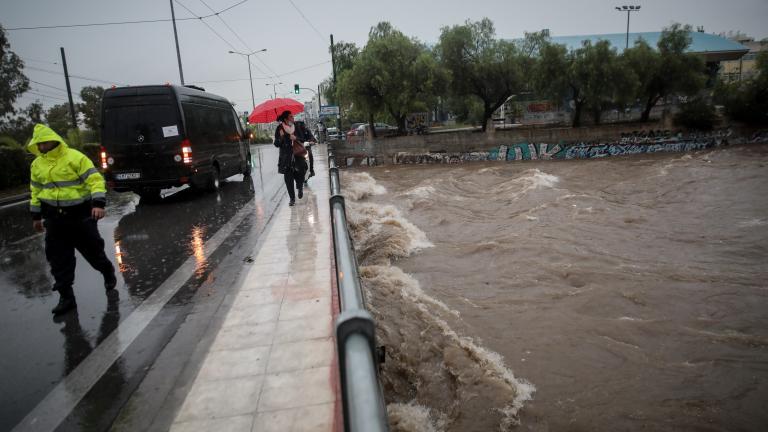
[0, 145, 284, 431]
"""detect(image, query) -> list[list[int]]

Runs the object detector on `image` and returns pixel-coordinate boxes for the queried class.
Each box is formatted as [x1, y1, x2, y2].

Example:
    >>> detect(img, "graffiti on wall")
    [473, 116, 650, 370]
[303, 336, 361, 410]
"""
[383, 129, 762, 166]
[339, 129, 766, 167]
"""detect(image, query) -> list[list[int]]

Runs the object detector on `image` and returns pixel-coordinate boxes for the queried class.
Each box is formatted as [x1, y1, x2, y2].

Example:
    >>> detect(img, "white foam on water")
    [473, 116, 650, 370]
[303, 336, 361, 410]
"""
[348, 169, 535, 428]
[403, 185, 436, 199]
[493, 169, 561, 201]
[513, 168, 559, 189]
[343, 171, 387, 200]
[738, 218, 767, 228]
[350, 203, 434, 254]
[363, 264, 535, 426]
[387, 402, 447, 432]
[364, 265, 457, 317]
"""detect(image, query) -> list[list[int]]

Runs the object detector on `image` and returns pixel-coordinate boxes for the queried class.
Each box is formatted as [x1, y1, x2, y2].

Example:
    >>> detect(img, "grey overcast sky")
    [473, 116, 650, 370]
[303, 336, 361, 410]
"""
[3, 0, 767, 112]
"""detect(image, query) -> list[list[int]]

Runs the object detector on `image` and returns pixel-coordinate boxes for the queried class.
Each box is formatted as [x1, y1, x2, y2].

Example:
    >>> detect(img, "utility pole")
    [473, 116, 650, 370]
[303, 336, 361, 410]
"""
[170, 0, 185, 84]
[330, 34, 341, 137]
[317, 83, 322, 119]
[59, 47, 77, 130]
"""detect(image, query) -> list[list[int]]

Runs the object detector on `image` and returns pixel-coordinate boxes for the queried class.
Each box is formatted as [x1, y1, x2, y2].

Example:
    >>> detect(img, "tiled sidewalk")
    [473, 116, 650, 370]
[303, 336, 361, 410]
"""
[170, 152, 339, 432]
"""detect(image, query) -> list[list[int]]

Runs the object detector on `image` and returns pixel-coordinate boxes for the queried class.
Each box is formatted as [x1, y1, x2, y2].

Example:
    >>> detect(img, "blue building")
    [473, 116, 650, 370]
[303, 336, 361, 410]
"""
[547, 31, 748, 63]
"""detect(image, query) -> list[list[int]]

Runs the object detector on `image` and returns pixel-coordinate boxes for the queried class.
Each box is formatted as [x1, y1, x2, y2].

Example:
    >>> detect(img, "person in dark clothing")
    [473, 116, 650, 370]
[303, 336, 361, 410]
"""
[274, 111, 308, 206]
[28, 124, 117, 315]
[294, 120, 316, 180]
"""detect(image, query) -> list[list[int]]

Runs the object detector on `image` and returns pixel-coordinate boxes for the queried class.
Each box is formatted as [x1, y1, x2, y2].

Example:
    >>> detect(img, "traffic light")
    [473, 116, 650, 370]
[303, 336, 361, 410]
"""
[294, 84, 300, 94]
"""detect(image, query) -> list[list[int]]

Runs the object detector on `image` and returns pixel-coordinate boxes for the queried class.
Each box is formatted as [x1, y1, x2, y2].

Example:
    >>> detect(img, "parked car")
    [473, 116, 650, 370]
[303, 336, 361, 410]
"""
[348, 122, 398, 137]
[100, 84, 251, 201]
[346, 122, 366, 137]
[327, 127, 344, 141]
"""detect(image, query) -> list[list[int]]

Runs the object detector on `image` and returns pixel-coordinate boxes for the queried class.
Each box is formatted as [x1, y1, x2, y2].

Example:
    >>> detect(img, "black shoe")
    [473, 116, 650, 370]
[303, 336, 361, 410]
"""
[104, 273, 117, 291]
[298, 188, 303, 199]
[309, 170, 315, 178]
[289, 199, 295, 206]
[51, 297, 77, 315]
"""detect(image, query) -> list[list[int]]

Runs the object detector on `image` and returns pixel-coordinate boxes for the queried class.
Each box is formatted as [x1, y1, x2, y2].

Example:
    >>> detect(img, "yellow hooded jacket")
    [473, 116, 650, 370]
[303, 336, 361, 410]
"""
[28, 124, 106, 220]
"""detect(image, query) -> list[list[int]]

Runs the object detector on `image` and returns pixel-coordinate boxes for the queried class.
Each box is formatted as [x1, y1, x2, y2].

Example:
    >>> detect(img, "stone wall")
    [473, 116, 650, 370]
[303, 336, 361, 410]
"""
[334, 126, 768, 167]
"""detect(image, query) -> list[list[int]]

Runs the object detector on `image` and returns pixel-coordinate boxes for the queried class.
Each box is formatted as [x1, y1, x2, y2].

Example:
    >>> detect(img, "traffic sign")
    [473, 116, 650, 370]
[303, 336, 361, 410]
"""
[320, 105, 339, 115]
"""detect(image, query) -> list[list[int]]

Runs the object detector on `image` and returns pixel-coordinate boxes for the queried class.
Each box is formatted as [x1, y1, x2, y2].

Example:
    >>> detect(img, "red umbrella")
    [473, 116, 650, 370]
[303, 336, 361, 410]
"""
[248, 98, 304, 123]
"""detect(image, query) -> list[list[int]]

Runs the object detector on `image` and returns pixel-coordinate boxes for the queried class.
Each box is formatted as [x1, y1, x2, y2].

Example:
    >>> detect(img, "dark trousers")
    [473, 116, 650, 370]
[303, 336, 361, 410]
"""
[283, 169, 304, 201]
[307, 147, 315, 174]
[45, 216, 115, 298]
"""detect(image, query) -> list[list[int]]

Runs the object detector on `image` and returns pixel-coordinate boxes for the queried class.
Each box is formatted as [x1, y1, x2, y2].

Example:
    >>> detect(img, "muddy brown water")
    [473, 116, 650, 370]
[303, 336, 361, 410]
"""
[341, 145, 768, 432]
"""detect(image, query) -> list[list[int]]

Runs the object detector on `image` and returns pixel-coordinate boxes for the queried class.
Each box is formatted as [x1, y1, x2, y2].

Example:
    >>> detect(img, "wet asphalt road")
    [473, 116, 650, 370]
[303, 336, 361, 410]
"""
[0, 144, 286, 431]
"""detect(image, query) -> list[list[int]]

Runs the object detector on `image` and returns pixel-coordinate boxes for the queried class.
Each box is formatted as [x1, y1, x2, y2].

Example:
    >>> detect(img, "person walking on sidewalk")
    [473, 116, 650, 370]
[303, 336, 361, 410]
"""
[294, 120, 316, 181]
[274, 111, 308, 206]
[28, 124, 117, 315]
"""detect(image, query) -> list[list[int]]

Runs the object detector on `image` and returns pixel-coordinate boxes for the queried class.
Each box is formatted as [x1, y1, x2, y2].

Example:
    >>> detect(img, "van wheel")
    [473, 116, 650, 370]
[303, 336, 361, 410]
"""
[207, 165, 221, 191]
[137, 189, 161, 203]
[243, 153, 253, 177]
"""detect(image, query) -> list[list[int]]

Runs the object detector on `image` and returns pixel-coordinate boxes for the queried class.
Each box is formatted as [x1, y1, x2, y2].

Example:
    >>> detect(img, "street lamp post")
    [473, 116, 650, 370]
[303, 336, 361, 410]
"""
[266, 82, 283, 99]
[228, 49, 267, 109]
[615, 5, 641, 49]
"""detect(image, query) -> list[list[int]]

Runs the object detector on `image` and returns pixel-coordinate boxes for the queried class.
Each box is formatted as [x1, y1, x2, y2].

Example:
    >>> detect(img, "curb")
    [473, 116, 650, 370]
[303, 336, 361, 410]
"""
[0, 193, 30, 207]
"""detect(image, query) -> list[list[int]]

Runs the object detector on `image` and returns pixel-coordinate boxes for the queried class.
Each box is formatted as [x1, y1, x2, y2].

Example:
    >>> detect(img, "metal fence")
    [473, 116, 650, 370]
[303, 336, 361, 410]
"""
[327, 145, 389, 432]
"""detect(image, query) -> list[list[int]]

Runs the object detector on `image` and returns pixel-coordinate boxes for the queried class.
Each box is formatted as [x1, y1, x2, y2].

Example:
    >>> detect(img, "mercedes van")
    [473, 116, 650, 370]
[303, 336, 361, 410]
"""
[100, 85, 251, 200]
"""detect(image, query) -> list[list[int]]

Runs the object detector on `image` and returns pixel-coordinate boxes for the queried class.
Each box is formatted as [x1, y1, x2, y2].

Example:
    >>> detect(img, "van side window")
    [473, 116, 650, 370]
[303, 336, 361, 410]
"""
[183, 103, 226, 144]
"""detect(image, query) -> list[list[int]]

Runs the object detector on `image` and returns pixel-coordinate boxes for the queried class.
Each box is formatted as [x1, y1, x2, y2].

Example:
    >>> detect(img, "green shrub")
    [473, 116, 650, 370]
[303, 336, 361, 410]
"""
[0, 146, 32, 190]
[81, 143, 101, 166]
[0, 135, 22, 150]
[674, 98, 716, 130]
[80, 129, 98, 144]
[66, 129, 83, 149]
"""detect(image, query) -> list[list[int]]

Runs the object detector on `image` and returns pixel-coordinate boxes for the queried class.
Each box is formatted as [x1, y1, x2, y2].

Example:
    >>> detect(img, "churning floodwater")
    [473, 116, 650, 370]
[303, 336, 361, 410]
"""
[341, 144, 768, 432]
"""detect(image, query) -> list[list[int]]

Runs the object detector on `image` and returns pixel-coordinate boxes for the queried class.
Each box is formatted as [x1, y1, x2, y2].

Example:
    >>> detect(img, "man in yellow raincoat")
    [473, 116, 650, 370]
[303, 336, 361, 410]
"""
[28, 124, 117, 315]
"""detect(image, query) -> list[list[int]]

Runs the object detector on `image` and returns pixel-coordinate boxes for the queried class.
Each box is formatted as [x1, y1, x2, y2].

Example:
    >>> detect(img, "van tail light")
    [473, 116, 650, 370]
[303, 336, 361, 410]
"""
[181, 139, 193, 164]
[100, 146, 108, 170]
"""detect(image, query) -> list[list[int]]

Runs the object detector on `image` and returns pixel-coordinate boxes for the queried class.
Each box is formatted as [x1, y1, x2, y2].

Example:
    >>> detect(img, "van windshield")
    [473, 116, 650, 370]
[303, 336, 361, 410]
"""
[103, 104, 180, 145]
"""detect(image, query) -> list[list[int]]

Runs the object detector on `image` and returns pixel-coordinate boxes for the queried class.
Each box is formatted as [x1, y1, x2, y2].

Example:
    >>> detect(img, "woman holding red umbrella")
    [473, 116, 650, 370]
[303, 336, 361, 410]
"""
[274, 110, 308, 206]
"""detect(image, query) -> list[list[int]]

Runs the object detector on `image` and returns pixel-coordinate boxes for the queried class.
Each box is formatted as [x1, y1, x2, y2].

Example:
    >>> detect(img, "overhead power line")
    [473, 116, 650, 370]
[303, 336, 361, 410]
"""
[188, 60, 331, 85]
[173, 0, 269, 78]
[25, 65, 124, 86]
[195, 0, 276, 81]
[278, 60, 332, 77]
[23, 91, 69, 102]
[197, 0, 285, 93]
[21, 57, 59, 66]
[5, 0, 249, 31]
[287, 0, 326, 42]
[29, 79, 67, 93]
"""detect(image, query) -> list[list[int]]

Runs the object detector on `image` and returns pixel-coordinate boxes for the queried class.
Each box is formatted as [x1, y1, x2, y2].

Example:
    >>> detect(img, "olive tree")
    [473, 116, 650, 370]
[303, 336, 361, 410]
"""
[437, 18, 524, 132]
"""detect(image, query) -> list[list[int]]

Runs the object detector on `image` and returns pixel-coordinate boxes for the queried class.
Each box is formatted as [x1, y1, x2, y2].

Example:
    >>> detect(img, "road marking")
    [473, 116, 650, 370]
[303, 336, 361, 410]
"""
[11, 200, 258, 432]
[0, 199, 28, 210]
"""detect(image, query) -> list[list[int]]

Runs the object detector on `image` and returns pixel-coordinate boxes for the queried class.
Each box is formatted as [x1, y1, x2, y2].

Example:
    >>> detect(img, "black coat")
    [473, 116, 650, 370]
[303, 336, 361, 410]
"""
[274, 123, 307, 175]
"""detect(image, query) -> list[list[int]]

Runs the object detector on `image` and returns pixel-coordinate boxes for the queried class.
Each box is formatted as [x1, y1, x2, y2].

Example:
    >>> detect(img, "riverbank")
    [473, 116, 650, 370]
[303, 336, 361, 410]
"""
[334, 125, 768, 167]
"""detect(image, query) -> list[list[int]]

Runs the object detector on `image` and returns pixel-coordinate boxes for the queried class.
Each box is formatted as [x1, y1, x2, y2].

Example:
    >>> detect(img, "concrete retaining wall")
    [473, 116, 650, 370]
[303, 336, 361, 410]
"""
[334, 125, 768, 167]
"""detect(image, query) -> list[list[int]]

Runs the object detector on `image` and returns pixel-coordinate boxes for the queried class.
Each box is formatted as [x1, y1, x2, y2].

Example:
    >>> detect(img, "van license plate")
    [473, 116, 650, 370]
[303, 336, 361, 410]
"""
[115, 172, 141, 180]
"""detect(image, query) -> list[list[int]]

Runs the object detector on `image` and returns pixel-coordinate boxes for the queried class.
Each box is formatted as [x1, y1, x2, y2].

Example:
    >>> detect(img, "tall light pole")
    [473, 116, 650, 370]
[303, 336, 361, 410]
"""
[615, 5, 641, 49]
[266, 82, 283, 99]
[228, 49, 267, 109]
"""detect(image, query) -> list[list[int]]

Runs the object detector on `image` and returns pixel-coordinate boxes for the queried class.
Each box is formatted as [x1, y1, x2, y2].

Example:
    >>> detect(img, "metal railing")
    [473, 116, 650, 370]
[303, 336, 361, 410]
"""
[328, 146, 389, 432]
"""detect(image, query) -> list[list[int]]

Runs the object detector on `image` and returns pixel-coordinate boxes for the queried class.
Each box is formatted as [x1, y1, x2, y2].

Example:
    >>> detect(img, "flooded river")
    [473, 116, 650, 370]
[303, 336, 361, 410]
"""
[341, 144, 768, 431]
